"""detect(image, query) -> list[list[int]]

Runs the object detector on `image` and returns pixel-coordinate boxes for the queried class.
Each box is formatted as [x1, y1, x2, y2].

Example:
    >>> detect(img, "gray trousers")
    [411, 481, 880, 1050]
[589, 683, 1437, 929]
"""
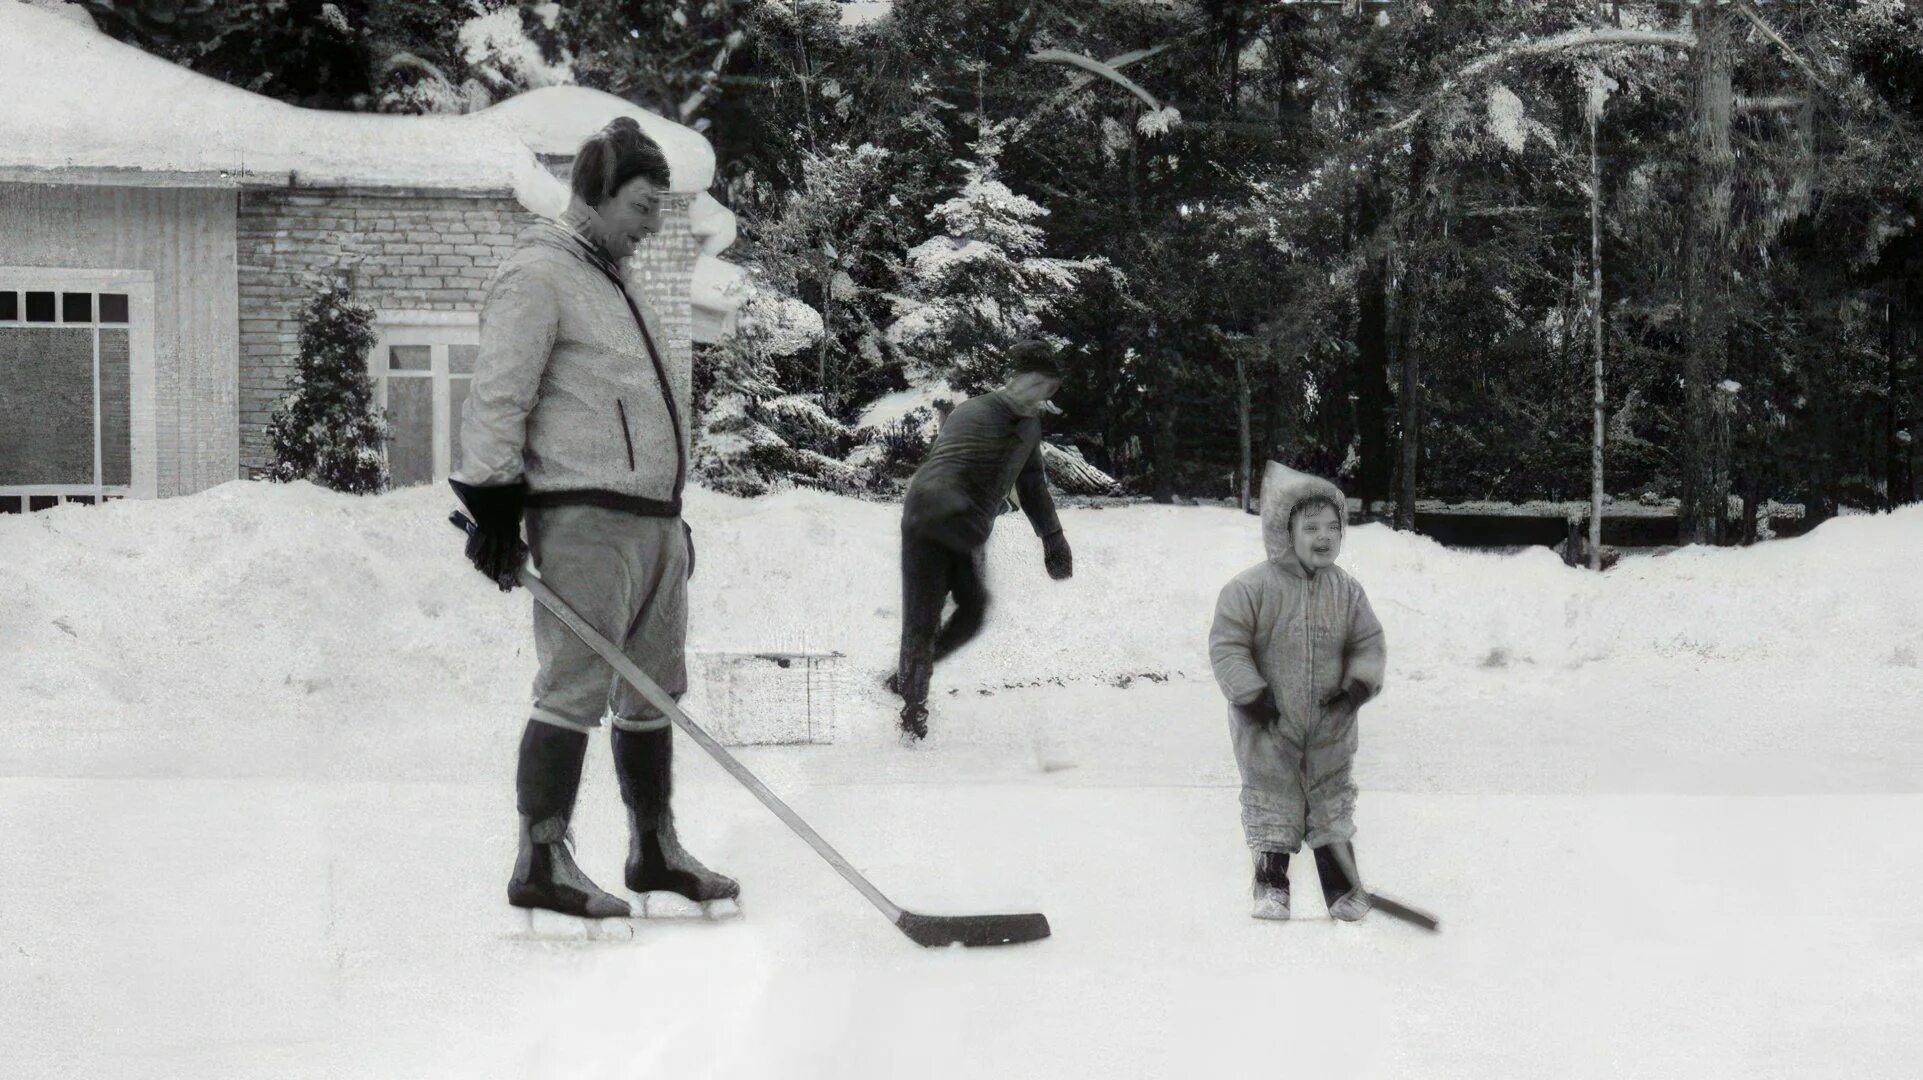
[525, 504, 689, 733]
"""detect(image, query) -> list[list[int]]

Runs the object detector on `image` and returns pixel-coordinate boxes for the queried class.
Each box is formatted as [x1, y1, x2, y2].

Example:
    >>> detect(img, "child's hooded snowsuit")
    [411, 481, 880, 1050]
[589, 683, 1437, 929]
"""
[1209, 462, 1387, 853]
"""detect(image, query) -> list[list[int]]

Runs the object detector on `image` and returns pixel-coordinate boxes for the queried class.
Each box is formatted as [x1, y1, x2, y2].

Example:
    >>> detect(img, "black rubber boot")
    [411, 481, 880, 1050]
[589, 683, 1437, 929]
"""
[507, 721, 630, 918]
[1252, 851, 1291, 920]
[1313, 841, 1370, 922]
[612, 725, 739, 902]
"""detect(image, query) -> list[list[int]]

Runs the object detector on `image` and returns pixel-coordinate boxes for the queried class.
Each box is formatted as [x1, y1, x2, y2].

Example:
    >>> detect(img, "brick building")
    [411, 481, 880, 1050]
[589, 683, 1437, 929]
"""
[0, 4, 742, 510]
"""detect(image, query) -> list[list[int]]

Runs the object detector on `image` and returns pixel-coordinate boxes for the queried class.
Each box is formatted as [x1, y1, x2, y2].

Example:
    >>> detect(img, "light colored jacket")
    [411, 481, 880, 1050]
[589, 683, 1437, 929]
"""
[1209, 464, 1386, 728]
[455, 222, 689, 504]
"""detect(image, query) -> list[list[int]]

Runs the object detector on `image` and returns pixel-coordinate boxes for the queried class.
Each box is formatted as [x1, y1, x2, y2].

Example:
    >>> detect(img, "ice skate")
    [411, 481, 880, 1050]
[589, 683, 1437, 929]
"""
[508, 722, 630, 921]
[508, 815, 632, 920]
[625, 816, 741, 919]
[614, 725, 741, 919]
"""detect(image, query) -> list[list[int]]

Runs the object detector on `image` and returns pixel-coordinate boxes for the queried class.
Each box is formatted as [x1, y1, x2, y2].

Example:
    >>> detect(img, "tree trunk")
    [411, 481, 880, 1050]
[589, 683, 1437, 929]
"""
[1354, 188, 1394, 514]
[1679, 5, 1735, 545]
[1588, 105, 1607, 569]
[1396, 306, 1420, 532]
[1152, 389, 1179, 504]
[1236, 347, 1253, 512]
[816, 265, 834, 412]
[1887, 282, 1902, 512]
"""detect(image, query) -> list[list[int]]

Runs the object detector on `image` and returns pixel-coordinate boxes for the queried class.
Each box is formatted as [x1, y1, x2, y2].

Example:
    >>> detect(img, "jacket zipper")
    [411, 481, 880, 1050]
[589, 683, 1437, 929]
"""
[1304, 572, 1316, 726]
[616, 398, 637, 471]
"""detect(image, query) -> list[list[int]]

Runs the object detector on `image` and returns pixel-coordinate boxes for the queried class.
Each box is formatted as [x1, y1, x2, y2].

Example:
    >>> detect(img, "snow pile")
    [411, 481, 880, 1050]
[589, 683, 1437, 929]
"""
[4, 480, 1919, 776]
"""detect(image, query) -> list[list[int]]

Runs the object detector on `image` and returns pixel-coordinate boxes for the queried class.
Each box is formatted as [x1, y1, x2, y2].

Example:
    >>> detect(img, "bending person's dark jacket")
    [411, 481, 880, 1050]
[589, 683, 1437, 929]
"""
[901, 390, 1062, 549]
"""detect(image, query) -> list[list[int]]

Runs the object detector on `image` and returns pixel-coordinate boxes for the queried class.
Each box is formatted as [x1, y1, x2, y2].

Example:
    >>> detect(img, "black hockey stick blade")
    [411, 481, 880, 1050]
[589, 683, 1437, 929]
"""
[1368, 892, 1440, 932]
[895, 910, 1052, 948]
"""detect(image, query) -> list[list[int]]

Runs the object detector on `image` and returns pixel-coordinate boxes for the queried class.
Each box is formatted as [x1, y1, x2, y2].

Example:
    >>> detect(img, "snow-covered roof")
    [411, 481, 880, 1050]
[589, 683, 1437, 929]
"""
[0, 4, 711, 196]
[477, 86, 713, 194]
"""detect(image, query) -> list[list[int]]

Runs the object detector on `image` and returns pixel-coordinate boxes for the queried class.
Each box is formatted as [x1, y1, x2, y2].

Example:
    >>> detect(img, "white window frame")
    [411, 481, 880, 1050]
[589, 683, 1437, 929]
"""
[370, 310, 480, 487]
[0, 267, 158, 509]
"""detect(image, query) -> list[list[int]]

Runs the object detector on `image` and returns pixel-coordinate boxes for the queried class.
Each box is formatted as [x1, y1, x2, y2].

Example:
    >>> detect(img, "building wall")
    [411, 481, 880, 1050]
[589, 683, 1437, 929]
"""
[236, 188, 700, 477]
[0, 181, 239, 497]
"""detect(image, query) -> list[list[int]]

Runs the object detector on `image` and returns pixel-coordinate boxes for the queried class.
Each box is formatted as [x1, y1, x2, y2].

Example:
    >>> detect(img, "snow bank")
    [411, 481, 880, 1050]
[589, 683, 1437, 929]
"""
[4, 480, 1918, 773]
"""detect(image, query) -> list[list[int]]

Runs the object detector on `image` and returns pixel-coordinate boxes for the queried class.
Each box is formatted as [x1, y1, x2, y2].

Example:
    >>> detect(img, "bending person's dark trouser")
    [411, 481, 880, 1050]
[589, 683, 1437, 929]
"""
[897, 524, 990, 713]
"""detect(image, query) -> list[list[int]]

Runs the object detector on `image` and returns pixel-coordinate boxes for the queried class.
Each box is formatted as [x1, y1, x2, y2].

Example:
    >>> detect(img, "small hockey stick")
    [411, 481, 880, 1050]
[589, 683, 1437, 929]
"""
[452, 512, 1050, 948]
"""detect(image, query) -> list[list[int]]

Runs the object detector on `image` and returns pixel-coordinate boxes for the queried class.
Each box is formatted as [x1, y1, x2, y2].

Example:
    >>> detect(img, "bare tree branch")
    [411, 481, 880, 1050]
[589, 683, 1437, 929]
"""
[1732, 0, 1832, 94]
[1028, 48, 1165, 111]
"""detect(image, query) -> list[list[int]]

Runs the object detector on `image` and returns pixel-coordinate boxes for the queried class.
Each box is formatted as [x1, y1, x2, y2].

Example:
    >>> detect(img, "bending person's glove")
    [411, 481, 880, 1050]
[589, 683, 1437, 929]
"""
[1042, 529, 1073, 580]
[450, 479, 528, 592]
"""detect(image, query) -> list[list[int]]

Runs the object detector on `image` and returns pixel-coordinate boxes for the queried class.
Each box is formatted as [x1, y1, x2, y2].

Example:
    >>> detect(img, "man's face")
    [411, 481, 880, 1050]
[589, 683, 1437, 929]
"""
[1291, 504, 1343, 571]
[592, 177, 665, 260]
[1003, 372, 1063, 416]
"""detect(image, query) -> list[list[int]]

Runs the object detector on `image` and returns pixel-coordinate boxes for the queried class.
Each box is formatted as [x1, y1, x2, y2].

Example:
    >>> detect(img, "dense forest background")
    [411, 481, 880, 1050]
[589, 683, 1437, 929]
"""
[70, 0, 1923, 539]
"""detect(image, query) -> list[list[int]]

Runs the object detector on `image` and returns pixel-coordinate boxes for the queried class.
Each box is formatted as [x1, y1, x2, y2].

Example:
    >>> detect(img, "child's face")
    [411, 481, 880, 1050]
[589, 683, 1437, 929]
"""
[1291, 505, 1343, 571]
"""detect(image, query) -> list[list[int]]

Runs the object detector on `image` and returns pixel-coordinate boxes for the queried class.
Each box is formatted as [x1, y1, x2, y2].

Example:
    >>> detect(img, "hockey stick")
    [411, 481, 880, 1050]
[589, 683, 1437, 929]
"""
[452, 512, 1050, 948]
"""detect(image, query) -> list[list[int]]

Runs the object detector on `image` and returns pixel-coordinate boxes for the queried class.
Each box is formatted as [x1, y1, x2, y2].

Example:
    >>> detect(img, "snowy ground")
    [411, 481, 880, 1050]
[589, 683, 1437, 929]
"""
[3, 483, 1920, 1079]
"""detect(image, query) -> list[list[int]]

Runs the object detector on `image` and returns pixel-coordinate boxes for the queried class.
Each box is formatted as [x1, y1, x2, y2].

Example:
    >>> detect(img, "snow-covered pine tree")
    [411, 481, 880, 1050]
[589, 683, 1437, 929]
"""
[887, 128, 1098, 394]
[266, 281, 390, 494]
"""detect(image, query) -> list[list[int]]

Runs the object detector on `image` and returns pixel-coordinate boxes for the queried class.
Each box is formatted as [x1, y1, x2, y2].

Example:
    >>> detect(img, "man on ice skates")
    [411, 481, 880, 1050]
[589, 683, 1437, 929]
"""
[1209, 462, 1386, 922]
[892, 341, 1075, 742]
[451, 117, 737, 921]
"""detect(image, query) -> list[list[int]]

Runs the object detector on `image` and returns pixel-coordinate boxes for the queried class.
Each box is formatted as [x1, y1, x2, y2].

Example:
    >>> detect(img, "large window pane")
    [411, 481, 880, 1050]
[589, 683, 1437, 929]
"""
[0, 328, 96, 485]
[100, 329, 132, 486]
[384, 376, 435, 487]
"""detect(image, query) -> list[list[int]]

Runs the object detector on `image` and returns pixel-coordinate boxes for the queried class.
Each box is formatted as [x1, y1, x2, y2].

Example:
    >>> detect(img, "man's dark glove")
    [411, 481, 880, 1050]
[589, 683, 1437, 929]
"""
[1042, 529, 1073, 580]
[682, 520, 695, 581]
[450, 479, 528, 592]
[1236, 690, 1281, 728]
[1321, 681, 1372, 712]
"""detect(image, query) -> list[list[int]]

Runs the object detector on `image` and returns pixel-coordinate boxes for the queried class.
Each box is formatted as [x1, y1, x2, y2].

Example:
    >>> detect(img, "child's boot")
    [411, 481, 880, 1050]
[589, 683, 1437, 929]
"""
[1313, 841, 1371, 922]
[1251, 850, 1291, 920]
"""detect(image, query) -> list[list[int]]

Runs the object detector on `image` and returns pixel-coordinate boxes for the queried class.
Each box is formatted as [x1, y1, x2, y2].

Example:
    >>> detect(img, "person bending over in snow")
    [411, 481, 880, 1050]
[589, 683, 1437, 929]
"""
[1209, 462, 1386, 922]
[891, 341, 1074, 742]
[450, 116, 737, 920]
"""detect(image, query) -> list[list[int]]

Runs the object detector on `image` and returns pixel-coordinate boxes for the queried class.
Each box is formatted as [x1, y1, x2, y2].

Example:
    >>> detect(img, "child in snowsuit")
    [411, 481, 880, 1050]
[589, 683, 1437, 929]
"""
[1209, 461, 1386, 921]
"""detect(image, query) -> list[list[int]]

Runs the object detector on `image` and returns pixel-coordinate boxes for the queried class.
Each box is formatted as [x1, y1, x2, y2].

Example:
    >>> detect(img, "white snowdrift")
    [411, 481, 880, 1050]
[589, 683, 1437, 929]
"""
[3, 480, 1917, 775]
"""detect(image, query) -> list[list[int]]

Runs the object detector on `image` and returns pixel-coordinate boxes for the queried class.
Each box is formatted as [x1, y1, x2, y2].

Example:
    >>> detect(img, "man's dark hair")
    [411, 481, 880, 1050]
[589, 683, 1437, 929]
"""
[1288, 494, 1345, 533]
[1006, 340, 1063, 381]
[572, 116, 672, 207]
